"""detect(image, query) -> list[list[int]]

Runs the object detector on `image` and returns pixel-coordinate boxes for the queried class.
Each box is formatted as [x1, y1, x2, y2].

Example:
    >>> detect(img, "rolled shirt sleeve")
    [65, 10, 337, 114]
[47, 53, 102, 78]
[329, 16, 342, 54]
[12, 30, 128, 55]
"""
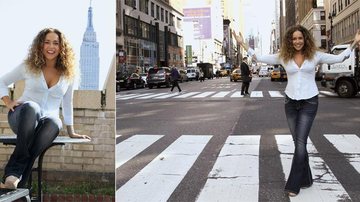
[0, 63, 26, 98]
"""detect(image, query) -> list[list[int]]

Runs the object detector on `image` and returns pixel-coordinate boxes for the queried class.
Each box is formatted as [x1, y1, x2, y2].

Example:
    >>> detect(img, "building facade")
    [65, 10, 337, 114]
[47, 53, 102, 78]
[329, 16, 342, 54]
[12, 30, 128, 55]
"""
[118, 0, 184, 74]
[80, 4, 100, 90]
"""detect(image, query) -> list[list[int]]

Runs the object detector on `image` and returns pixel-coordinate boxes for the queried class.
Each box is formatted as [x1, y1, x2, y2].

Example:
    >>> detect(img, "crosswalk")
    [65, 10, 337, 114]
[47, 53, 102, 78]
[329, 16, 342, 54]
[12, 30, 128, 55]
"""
[116, 134, 360, 202]
[116, 90, 339, 100]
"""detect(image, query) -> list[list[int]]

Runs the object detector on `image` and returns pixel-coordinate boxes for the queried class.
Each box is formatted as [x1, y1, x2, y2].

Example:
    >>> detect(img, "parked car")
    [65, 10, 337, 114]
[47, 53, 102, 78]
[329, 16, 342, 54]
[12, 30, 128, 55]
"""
[179, 69, 188, 82]
[125, 73, 145, 89]
[116, 71, 128, 92]
[271, 66, 287, 81]
[230, 69, 241, 82]
[219, 69, 228, 77]
[186, 68, 199, 81]
[258, 69, 269, 77]
[146, 67, 171, 89]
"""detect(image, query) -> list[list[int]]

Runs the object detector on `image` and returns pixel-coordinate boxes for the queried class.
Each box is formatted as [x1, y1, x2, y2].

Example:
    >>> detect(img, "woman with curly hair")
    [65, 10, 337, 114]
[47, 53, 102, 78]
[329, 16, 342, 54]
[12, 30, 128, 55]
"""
[233, 25, 360, 197]
[0, 28, 91, 189]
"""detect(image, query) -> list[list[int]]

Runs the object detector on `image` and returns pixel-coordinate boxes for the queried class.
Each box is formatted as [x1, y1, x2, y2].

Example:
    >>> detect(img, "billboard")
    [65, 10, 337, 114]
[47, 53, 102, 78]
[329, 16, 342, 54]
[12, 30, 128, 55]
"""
[183, 7, 212, 39]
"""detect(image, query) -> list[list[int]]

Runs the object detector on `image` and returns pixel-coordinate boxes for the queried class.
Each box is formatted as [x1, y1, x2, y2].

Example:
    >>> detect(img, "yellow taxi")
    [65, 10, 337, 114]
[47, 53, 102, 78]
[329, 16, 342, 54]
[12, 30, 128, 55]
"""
[271, 66, 287, 81]
[230, 69, 241, 82]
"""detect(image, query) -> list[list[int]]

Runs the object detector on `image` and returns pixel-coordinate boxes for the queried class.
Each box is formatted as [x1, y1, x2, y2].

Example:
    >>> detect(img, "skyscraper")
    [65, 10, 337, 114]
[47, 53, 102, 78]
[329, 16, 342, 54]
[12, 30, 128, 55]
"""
[79, 2, 100, 90]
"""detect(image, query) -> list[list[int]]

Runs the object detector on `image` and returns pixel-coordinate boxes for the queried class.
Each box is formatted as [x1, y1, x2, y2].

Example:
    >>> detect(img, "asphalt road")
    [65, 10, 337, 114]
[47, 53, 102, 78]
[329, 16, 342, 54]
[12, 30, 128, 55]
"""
[116, 77, 360, 202]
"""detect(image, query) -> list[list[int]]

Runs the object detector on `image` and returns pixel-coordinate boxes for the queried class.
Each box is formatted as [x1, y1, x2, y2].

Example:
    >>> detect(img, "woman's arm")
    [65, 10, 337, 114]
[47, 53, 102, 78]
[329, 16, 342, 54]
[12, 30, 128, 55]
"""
[62, 82, 91, 140]
[319, 29, 360, 64]
[0, 64, 26, 111]
[232, 31, 281, 65]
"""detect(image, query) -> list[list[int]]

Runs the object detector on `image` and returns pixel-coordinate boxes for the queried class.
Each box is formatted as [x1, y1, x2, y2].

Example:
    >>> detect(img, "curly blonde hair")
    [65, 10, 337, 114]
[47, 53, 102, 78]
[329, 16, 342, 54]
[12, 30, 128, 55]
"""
[25, 28, 76, 81]
[279, 25, 317, 64]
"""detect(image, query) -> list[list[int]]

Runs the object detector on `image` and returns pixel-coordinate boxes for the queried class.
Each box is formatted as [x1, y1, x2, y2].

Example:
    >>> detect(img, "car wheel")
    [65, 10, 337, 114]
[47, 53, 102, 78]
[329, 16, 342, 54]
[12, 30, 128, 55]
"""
[116, 84, 120, 92]
[133, 83, 137, 89]
[148, 84, 153, 89]
[336, 80, 354, 98]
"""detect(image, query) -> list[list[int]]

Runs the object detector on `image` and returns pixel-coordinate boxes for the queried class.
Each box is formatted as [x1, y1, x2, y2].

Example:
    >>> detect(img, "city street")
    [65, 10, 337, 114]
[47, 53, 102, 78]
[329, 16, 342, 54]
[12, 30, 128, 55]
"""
[116, 77, 360, 202]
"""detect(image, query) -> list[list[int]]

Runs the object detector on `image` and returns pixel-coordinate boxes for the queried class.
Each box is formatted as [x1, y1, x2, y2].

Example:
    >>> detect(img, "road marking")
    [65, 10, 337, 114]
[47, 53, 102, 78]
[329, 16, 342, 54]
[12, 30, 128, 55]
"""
[116, 135, 212, 202]
[324, 134, 360, 173]
[154, 93, 181, 99]
[192, 91, 216, 98]
[275, 135, 351, 201]
[211, 91, 231, 98]
[196, 135, 260, 202]
[174, 92, 200, 98]
[136, 93, 168, 99]
[269, 91, 284, 97]
[116, 135, 164, 168]
[250, 91, 263, 97]
[117, 90, 341, 100]
[230, 91, 244, 98]
[117, 93, 153, 100]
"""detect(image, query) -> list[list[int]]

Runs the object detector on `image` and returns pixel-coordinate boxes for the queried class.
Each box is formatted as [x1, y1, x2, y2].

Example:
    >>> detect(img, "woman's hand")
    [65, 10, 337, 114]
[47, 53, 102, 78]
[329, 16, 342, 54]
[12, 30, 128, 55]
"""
[232, 30, 244, 45]
[355, 29, 360, 45]
[351, 29, 360, 49]
[69, 133, 91, 140]
[232, 30, 249, 51]
[1, 96, 20, 111]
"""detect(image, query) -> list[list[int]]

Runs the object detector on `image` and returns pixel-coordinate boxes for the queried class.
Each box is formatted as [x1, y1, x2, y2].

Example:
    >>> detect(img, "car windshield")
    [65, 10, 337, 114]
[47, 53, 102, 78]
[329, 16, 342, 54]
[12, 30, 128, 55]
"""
[149, 68, 164, 74]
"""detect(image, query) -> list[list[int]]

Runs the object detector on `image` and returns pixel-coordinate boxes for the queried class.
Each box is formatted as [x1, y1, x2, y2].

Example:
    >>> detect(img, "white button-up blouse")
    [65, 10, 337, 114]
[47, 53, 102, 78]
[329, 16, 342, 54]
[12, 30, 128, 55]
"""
[0, 63, 74, 125]
[247, 48, 352, 100]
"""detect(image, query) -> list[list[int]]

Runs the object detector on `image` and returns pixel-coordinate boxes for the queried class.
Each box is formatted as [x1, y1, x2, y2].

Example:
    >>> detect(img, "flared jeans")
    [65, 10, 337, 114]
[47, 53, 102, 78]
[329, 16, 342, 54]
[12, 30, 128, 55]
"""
[284, 95, 318, 194]
[3, 101, 61, 187]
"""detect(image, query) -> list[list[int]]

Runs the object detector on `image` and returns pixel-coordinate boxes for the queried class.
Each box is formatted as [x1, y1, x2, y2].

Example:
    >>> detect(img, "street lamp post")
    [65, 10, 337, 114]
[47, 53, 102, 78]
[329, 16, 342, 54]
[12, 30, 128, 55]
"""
[328, 11, 336, 52]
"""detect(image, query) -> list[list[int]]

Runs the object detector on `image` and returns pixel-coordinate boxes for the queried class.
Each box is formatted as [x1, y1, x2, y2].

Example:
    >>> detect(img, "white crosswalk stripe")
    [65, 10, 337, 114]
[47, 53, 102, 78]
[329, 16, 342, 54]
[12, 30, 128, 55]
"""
[117, 90, 339, 100]
[324, 134, 360, 173]
[116, 135, 212, 202]
[211, 91, 231, 98]
[197, 136, 260, 202]
[117, 134, 357, 201]
[116, 135, 163, 168]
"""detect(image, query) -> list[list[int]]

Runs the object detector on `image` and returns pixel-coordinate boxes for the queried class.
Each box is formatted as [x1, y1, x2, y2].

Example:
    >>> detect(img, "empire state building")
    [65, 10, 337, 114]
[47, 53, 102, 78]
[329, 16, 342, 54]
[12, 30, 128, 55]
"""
[79, 3, 99, 90]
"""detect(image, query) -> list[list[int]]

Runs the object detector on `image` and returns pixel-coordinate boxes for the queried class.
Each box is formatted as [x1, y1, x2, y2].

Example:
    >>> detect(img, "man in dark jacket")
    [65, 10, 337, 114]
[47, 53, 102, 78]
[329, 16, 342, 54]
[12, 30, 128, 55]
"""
[241, 57, 251, 96]
[170, 66, 182, 92]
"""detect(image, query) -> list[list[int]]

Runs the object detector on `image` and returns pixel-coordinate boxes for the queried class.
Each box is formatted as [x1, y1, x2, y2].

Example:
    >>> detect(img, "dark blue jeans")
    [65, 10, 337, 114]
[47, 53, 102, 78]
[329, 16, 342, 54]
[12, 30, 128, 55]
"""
[284, 95, 318, 194]
[3, 101, 61, 187]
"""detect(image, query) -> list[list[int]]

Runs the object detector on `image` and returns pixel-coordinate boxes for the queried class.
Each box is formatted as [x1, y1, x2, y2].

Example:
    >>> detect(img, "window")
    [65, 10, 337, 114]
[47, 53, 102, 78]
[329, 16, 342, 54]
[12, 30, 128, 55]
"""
[333, 3, 337, 15]
[169, 13, 175, 26]
[139, 0, 149, 14]
[151, 2, 154, 17]
[125, 16, 137, 36]
[125, 0, 136, 8]
[161, 8, 164, 22]
[177, 17, 181, 29]
[321, 25, 326, 35]
[320, 11, 325, 20]
[156, 5, 160, 20]
[165, 11, 168, 23]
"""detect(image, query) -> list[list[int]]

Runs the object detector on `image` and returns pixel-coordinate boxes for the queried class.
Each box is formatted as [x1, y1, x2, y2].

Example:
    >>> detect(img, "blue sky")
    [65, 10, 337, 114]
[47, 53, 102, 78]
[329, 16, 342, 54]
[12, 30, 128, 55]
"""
[0, 0, 115, 90]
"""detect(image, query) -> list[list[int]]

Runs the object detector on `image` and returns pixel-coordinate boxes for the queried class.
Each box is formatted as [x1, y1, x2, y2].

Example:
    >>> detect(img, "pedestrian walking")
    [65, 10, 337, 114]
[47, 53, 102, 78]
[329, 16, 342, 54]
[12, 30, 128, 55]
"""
[233, 26, 360, 197]
[0, 28, 91, 189]
[170, 66, 182, 93]
[199, 70, 205, 82]
[240, 56, 251, 95]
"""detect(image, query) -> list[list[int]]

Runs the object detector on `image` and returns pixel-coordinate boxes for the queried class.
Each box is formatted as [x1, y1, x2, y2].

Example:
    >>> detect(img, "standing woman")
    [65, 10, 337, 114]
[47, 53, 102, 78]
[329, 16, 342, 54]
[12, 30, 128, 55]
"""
[233, 25, 360, 196]
[0, 28, 91, 189]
